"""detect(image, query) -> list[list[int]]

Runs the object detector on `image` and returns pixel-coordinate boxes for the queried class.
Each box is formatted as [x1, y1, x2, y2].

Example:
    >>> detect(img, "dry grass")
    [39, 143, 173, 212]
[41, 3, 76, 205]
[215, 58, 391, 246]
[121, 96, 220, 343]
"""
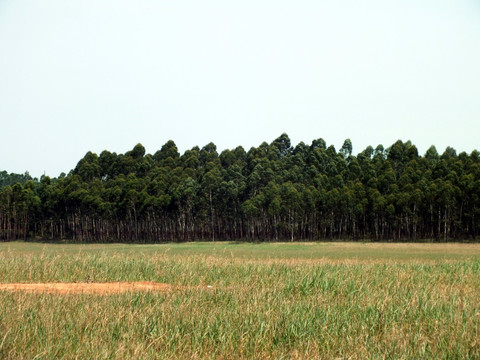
[0, 241, 479, 359]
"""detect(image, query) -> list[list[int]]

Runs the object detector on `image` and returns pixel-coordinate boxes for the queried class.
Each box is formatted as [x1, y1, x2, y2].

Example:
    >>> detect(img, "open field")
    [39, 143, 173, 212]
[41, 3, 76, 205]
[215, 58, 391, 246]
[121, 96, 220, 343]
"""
[0, 242, 479, 359]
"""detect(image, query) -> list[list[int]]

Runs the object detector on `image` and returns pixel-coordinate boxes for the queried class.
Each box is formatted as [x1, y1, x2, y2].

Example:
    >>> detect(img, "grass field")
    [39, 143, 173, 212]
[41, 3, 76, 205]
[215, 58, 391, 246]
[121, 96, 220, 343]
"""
[0, 241, 479, 359]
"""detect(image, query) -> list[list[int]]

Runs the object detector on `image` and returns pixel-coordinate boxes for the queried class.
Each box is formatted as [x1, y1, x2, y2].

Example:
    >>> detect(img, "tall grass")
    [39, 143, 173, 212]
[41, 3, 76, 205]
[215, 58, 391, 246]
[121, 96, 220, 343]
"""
[0, 242, 479, 359]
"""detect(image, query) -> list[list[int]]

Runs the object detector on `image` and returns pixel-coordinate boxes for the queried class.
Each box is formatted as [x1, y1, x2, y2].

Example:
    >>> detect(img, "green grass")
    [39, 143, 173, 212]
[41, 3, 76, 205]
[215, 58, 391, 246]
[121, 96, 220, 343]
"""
[3, 240, 480, 261]
[0, 242, 479, 359]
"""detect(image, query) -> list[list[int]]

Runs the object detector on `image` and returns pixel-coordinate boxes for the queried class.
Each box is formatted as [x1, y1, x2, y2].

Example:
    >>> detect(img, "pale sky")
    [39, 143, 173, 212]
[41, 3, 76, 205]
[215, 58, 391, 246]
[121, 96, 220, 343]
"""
[1, 1, 479, 177]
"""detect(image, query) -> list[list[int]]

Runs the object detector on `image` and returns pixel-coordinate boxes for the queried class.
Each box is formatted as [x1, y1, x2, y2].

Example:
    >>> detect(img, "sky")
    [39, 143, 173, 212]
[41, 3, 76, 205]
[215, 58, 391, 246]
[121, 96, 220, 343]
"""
[1, 0, 480, 178]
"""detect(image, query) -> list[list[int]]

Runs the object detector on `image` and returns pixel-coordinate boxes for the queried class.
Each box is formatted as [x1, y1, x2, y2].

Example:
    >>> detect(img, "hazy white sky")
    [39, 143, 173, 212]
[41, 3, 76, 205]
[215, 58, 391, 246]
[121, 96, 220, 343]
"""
[1, 1, 479, 177]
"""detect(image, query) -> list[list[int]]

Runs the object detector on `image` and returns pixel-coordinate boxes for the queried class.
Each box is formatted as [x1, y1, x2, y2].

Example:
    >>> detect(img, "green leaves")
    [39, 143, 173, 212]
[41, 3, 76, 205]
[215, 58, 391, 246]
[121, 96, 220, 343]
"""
[1, 136, 479, 242]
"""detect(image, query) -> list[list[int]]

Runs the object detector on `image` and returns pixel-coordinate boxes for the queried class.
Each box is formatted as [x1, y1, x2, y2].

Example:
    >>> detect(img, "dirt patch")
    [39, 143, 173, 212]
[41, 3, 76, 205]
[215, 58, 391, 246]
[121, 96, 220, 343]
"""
[0, 282, 171, 295]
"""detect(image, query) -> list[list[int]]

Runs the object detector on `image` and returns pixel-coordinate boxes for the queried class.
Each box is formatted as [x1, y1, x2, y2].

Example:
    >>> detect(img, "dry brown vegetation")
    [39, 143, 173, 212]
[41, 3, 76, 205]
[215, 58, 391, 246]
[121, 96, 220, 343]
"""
[0, 241, 479, 359]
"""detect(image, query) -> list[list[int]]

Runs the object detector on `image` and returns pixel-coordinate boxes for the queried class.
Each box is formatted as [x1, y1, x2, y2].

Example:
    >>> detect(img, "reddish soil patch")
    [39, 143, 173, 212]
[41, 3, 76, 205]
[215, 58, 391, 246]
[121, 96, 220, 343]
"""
[0, 282, 171, 295]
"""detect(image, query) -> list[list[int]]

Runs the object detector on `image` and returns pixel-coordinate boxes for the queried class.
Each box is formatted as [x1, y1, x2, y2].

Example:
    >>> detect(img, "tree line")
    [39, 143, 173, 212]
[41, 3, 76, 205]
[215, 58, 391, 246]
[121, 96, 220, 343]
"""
[0, 170, 36, 189]
[1, 134, 479, 242]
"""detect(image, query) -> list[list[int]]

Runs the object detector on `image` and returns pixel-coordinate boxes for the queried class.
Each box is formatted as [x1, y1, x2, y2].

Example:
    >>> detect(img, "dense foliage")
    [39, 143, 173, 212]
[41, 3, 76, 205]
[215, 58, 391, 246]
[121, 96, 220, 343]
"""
[1, 134, 479, 242]
[0, 170, 36, 189]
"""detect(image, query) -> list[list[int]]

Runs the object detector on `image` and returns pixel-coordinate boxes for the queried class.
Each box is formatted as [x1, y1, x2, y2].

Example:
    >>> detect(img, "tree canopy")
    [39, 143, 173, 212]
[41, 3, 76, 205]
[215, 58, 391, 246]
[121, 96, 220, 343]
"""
[1, 134, 479, 242]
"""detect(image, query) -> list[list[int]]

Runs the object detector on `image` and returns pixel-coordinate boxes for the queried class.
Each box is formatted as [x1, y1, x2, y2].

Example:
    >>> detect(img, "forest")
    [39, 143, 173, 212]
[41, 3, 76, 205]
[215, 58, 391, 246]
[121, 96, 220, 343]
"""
[0, 134, 479, 242]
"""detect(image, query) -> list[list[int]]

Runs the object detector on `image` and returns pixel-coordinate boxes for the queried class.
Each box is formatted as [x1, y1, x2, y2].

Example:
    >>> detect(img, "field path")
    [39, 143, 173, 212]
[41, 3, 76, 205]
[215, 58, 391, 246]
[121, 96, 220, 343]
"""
[0, 282, 171, 295]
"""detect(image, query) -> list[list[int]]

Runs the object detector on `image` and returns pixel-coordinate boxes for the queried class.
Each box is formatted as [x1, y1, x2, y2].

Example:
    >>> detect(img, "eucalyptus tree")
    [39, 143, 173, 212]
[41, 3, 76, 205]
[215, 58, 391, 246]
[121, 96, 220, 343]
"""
[1, 135, 479, 242]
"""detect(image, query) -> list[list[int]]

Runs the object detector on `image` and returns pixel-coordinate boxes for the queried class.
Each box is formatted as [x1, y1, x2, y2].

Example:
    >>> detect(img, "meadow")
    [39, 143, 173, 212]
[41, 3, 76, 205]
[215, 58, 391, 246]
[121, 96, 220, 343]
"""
[0, 241, 479, 359]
